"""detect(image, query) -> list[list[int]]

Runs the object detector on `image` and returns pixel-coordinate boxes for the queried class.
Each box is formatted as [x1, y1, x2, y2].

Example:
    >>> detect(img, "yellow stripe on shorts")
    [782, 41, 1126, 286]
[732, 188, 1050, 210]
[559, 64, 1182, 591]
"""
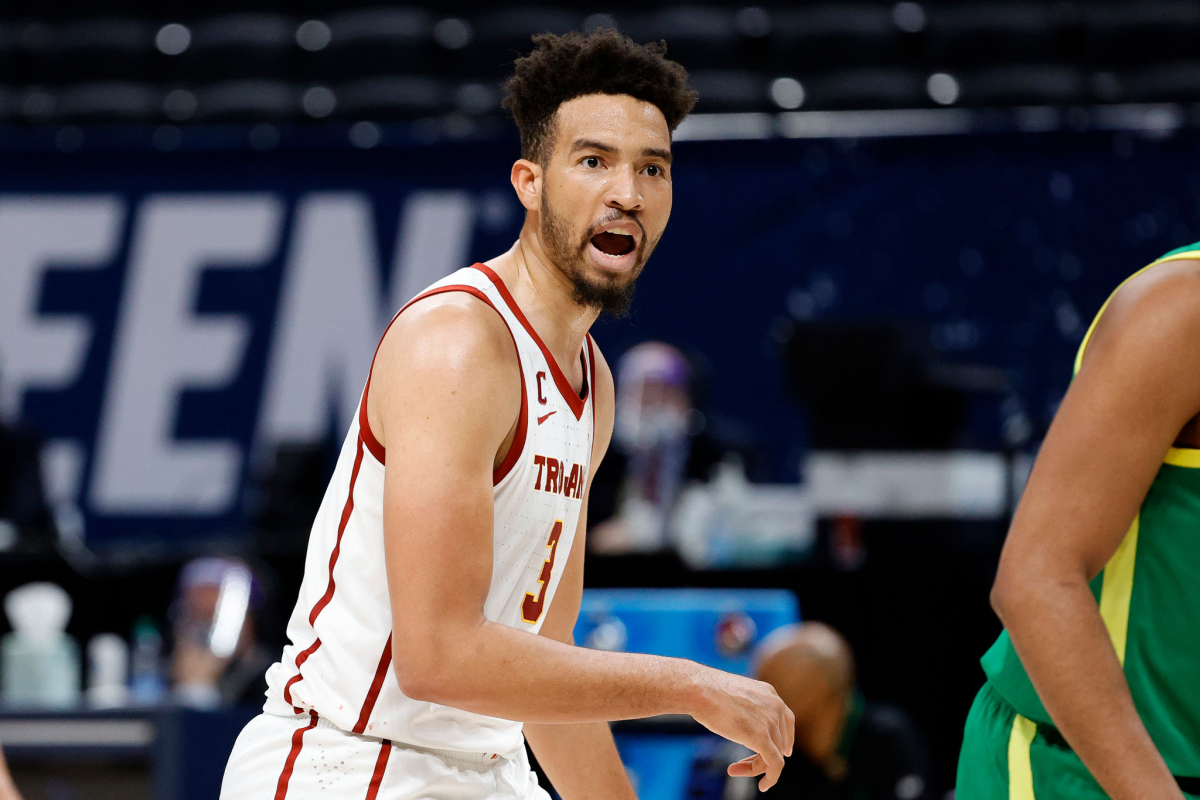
[1164, 447, 1200, 469]
[1007, 714, 1037, 800]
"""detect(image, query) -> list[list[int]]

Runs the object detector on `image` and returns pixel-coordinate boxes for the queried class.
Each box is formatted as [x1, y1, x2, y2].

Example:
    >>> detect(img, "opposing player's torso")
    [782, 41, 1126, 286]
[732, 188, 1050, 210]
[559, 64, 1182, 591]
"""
[982, 242, 1200, 776]
[262, 264, 595, 756]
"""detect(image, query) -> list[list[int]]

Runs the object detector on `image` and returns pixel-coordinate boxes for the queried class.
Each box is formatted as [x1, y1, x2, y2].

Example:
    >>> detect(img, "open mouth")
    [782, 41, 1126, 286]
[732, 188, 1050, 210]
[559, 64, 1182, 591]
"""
[590, 231, 637, 257]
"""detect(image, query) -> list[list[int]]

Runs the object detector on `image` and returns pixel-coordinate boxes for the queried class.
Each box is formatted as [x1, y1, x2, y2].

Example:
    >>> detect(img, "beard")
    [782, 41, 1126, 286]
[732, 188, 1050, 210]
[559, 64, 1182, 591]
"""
[539, 191, 656, 319]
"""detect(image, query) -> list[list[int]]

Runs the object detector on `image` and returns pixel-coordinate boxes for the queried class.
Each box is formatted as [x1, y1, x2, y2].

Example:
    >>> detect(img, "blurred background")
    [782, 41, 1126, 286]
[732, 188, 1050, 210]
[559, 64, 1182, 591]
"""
[2, 0, 1199, 797]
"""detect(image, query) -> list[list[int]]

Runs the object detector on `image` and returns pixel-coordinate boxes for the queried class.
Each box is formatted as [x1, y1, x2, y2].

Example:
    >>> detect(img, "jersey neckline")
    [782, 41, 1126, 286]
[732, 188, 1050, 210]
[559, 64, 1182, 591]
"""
[472, 263, 590, 421]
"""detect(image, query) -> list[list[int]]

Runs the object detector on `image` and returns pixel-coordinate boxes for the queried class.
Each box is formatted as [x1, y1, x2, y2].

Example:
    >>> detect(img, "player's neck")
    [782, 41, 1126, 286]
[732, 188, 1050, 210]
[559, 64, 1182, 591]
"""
[485, 227, 600, 375]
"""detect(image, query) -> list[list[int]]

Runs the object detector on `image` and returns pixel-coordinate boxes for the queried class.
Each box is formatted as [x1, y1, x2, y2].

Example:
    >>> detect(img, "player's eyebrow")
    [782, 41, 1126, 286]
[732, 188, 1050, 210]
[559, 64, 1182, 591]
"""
[642, 147, 673, 165]
[570, 138, 618, 155]
[570, 139, 674, 166]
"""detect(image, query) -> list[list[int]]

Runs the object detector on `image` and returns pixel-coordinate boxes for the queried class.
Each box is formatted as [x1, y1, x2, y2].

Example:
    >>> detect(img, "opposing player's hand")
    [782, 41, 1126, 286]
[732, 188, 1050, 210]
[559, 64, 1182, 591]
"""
[688, 667, 794, 791]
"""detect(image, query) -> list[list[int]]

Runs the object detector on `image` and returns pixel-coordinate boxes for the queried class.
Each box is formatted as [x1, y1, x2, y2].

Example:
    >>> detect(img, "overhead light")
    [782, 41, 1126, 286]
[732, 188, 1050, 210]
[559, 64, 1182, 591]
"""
[296, 20, 332, 52]
[893, 2, 926, 33]
[302, 86, 337, 118]
[162, 89, 197, 121]
[434, 18, 472, 50]
[155, 23, 191, 56]
[770, 77, 805, 110]
[926, 73, 959, 105]
[735, 7, 771, 38]
[350, 121, 382, 149]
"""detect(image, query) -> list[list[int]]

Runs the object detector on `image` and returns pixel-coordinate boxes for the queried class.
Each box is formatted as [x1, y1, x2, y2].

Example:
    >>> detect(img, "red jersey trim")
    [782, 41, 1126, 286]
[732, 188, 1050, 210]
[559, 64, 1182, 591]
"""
[357, 284, 528, 485]
[471, 264, 589, 420]
[309, 436, 365, 626]
[273, 711, 318, 800]
[353, 634, 394, 734]
[283, 637, 321, 705]
[285, 431, 367, 703]
[585, 334, 597, 435]
[493, 351, 528, 484]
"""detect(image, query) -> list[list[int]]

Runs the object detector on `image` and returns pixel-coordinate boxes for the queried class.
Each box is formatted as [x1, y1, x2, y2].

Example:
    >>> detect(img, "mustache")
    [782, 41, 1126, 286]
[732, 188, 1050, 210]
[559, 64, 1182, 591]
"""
[584, 209, 646, 244]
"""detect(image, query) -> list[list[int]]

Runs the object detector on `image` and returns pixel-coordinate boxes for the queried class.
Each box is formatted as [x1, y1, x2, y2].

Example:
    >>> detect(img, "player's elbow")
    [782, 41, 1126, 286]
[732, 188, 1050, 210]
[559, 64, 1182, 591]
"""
[393, 665, 442, 703]
[391, 630, 468, 704]
[989, 575, 1013, 624]
[990, 549, 1082, 626]
[990, 556, 1029, 625]
[393, 653, 450, 703]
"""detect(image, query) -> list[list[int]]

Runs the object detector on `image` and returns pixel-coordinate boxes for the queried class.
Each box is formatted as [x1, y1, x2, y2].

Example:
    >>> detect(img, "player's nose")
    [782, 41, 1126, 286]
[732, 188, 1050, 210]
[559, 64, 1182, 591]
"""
[604, 164, 643, 212]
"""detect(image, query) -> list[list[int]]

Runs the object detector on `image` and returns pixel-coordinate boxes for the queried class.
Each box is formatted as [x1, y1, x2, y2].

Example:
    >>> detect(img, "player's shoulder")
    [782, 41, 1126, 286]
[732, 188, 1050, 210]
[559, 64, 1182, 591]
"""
[1084, 256, 1200, 368]
[1119, 253, 1200, 300]
[1104, 257, 1200, 331]
[380, 290, 518, 372]
[368, 289, 522, 445]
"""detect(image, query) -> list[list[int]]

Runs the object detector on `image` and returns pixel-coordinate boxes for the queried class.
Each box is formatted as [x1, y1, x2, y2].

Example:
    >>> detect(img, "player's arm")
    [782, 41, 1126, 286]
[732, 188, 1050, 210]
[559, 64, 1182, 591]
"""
[523, 498, 637, 800]
[371, 296, 793, 788]
[523, 348, 637, 800]
[991, 262, 1200, 800]
[0, 745, 21, 800]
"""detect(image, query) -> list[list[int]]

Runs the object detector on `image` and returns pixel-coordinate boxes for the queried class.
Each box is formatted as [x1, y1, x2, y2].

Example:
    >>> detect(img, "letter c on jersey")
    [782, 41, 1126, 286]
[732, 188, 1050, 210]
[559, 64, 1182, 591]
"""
[521, 520, 564, 624]
[536, 371, 547, 405]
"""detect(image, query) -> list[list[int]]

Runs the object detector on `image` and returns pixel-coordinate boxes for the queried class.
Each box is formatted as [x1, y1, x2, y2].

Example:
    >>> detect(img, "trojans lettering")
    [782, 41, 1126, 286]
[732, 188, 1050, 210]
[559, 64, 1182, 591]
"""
[532, 455, 584, 499]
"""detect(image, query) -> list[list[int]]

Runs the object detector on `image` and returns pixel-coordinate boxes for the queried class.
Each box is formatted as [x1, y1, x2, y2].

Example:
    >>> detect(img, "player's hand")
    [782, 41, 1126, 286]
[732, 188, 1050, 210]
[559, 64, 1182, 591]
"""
[687, 666, 794, 791]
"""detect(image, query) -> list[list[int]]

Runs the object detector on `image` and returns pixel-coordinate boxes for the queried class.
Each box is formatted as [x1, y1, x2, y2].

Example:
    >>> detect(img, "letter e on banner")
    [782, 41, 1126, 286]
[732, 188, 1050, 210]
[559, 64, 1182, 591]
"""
[91, 194, 283, 515]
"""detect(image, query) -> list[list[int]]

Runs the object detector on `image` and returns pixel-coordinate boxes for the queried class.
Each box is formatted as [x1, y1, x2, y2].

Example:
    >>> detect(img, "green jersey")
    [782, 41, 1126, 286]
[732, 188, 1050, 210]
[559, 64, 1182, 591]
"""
[981, 241, 1200, 778]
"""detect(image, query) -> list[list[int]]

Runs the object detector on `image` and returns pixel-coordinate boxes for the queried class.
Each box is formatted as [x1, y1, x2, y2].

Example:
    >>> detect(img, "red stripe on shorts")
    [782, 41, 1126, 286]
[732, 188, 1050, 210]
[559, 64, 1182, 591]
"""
[274, 711, 318, 800]
[364, 739, 392, 800]
[353, 634, 393, 734]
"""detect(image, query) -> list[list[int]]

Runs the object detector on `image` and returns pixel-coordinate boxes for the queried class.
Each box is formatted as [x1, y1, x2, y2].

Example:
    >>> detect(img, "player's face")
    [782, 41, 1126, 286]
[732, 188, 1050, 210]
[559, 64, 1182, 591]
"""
[539, 93, 673, 316]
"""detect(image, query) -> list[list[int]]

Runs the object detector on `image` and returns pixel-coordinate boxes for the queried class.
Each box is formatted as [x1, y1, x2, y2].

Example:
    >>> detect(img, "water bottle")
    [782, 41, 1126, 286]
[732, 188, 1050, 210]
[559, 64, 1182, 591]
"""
[129, 617, 164, 706]
[1, 583, 81, 708]
[87, 633, 130, 708]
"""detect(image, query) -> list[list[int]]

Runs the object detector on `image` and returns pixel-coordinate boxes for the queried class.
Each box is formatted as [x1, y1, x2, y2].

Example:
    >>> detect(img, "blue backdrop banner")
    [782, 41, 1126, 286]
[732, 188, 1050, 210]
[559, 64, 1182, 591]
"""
[2, 130, 1196, 551]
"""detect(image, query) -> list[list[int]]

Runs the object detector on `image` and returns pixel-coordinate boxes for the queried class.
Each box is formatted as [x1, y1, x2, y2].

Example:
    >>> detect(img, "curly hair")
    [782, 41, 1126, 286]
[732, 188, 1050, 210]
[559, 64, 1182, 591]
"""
[502, 29, 698, 164]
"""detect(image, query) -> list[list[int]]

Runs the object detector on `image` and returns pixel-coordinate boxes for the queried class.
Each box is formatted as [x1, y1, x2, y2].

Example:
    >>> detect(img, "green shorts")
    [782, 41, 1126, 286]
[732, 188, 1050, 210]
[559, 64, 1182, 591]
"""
[957, 682, 1111, 800]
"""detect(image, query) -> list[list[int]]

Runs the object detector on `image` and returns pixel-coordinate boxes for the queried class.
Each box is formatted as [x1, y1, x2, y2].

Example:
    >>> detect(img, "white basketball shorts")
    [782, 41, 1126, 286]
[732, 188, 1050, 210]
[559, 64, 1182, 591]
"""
[221, 712, 551, 800]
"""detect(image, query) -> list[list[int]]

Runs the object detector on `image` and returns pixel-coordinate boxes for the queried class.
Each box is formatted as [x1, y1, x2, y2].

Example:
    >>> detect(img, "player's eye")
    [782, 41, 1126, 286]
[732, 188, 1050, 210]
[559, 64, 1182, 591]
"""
[645, 164, 663, 177]
[584, 156, 601, 168]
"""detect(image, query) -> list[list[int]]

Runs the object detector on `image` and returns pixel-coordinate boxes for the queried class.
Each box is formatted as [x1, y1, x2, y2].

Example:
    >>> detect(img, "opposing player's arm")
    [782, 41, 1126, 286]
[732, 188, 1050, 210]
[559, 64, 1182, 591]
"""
[523, 347, 637, 800]
[373, 301, 794, 788]
[991, 261, 1200, 800]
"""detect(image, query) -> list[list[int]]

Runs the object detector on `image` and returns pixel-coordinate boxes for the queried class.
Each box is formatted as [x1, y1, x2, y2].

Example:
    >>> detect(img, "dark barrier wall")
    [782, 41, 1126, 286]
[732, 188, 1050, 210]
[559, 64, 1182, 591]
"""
[2, 129, 1198, 550]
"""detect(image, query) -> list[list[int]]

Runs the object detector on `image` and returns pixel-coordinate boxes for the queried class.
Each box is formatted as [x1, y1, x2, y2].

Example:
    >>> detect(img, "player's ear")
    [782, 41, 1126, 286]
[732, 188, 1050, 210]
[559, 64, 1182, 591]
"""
[510, 159, 542, 212]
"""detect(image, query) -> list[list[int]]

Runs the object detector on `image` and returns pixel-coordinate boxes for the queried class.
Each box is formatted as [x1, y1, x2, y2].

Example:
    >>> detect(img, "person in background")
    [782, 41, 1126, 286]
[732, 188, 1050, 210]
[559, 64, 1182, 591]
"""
[589, 341, 761, 553]
[0, 746, 23, 800]
[753, 623, 933, 800]
[170, 557, 272, 709]
[0, 363, 52, 549]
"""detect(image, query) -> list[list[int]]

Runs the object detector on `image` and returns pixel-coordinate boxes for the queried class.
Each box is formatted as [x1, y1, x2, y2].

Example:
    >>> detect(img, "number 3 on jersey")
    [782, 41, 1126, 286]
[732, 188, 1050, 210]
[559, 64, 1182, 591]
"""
[522, 520, 564, 623]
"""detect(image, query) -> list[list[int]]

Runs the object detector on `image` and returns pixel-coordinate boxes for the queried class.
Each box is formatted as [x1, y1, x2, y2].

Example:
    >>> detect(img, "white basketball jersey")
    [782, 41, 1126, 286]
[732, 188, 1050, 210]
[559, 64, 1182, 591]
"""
[263, 264, 596, 757]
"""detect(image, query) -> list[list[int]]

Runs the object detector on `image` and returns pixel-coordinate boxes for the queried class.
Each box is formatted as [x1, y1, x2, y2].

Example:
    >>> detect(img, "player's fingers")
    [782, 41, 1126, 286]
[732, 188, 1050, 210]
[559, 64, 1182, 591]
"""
[755, 741, 785, 792]
[726, 755, 766, 777]
[758, 765, 783, 792]
[765, 712, 787, 760]
[782, 703, 795, 756]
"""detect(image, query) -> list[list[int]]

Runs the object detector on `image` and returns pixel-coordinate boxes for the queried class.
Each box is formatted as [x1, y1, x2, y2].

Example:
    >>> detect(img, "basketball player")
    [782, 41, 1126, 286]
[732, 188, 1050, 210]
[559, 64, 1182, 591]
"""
[221, 30, 794, 800]
[957, 241, 1200, 799]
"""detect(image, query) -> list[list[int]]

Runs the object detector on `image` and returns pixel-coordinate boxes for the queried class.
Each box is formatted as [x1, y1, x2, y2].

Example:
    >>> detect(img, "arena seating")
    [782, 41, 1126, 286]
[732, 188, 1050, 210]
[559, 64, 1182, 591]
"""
[1, 3, 1199, 123]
